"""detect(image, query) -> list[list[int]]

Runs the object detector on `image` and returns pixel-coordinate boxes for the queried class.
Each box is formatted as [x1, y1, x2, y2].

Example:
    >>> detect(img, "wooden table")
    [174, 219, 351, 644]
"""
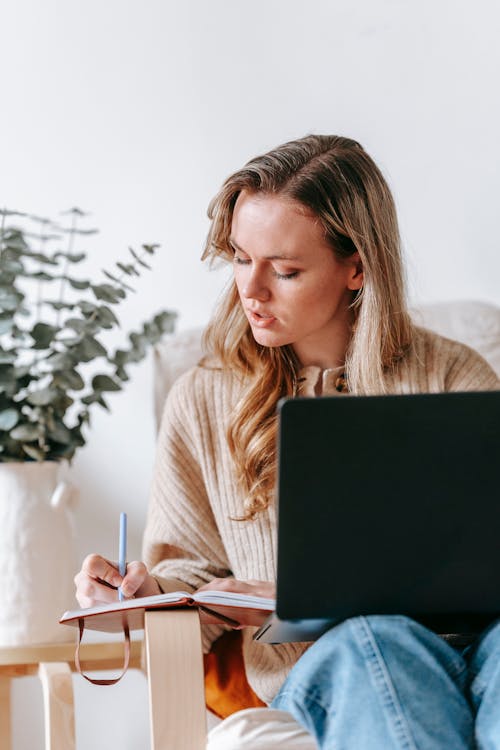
[0, 638, 143, 750]
[0, 610, 207, 750]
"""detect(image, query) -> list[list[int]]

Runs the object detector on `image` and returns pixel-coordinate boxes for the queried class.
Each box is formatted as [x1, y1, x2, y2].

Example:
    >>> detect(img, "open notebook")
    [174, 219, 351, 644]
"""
[60, 589, 275, 632]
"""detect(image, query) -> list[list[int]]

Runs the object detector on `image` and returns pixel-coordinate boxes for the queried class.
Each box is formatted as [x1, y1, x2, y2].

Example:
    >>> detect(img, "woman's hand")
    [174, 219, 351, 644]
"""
[74, 554, 161, 608]
[196, 577, 276, 600]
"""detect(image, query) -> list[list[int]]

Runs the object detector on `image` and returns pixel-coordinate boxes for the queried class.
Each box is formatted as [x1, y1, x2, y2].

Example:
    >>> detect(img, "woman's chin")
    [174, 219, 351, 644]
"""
[250, 326, 290, 349]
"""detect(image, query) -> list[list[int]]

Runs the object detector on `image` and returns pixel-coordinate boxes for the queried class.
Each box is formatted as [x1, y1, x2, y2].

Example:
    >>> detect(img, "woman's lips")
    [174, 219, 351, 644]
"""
[247, 310, 277, 328]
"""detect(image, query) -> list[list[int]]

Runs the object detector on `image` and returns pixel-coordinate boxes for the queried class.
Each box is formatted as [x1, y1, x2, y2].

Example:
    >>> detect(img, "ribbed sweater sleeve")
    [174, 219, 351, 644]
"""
[142, 369, 233, 651]
[386, 328, 499, 394]
[143, 372, 231, 585]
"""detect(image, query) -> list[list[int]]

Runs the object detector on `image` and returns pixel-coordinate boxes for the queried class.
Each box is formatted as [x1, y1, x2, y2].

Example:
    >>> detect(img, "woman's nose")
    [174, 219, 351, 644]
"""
[242, 270, 271, 302]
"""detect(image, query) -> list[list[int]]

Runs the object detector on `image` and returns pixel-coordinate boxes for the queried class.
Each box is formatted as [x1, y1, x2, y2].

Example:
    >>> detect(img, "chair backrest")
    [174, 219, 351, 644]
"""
[154, 300, 500, 428]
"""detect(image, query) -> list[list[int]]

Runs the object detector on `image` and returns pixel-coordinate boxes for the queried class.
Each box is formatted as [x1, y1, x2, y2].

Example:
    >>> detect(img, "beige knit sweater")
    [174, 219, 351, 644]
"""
[143, 327, 499, 705]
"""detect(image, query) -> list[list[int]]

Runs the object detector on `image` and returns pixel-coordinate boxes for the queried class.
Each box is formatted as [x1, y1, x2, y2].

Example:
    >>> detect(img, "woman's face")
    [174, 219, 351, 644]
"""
[231, 191, 363, 368]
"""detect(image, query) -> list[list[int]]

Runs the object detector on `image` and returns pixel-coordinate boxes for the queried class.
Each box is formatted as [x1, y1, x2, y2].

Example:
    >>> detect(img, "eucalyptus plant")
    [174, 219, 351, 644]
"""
[0, 208, 176, 462]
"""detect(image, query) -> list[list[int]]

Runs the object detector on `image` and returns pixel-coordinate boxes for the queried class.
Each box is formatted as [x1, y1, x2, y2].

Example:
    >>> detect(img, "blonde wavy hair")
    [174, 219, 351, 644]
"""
[201, 134, 414, 519]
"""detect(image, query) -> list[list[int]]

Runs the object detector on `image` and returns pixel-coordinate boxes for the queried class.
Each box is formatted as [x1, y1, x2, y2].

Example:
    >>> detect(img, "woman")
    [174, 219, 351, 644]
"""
[75, 135, 499, 749]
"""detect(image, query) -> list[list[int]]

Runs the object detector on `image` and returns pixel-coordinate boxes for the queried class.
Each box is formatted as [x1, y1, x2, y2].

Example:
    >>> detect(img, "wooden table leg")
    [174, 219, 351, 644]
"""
[0, 675, 11, 750]
[38, 662, 75, 750]
[145, 610, 206, 750]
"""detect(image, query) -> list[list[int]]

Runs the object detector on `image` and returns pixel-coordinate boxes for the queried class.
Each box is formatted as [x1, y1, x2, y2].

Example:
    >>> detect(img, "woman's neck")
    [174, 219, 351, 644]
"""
[292, 318, 352, 371]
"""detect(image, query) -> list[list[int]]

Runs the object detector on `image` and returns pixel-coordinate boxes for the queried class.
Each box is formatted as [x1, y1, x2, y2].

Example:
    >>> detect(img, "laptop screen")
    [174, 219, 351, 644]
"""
[275, 390, 500, 633]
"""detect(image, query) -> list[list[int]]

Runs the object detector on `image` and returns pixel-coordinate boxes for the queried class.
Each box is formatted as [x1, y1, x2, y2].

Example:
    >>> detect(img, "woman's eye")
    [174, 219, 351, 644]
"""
[233, 255, 251, 265]
[273, 269, 300, 280]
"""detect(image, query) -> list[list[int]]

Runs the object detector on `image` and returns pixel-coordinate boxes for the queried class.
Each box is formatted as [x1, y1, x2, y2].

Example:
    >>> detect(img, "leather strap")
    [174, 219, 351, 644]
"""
[75, 617, 130, 685]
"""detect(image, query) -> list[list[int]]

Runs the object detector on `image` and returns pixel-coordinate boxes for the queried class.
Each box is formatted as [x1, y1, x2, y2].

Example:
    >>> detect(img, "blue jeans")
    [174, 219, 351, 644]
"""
[271, 615, 500, 749]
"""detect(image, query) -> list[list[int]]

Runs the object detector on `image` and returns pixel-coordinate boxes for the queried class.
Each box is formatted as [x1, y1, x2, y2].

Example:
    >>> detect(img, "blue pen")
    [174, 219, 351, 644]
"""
[118, 512, 127, 601]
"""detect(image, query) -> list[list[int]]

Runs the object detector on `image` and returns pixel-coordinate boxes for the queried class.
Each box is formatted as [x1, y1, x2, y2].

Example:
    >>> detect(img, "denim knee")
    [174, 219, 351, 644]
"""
[295, 615, 467, 686]
[272, 614, 473, 750]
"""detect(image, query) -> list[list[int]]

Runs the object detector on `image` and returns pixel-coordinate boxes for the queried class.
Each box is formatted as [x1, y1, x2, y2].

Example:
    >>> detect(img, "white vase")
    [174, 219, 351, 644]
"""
[0, 461, 78, 646]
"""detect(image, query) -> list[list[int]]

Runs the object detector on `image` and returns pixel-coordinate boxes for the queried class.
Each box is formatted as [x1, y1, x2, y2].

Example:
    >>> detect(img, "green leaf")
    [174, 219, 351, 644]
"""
[96, 394, 109, 410]
[46, 351, 75, 371]
[0, 209, 27, 218]
[1, 230, 28, 250]
[102, 270, 135, 293]
[51, 392, 74, 414]
[0, 409, 19, 431]
[52, 369, 85, 391]
[78, 300, 98, 315]
[26, 232, 61, 242]
[53, 251, 86, 263]
[0, 257, 24, 273]
[10, 325, 30, 341]
[23, 251, 58, 265]
[0, 349, 15, 364]
[65, 317, 97, 334]
[13, 365, 32, 380]
[91, 284, 126, 304]
[22, 444, 46, 461]
[67, 277, 90, 290]
[47, 421, 72, 444]
[102, 269, 122, 284]
[31, 322, 59, 349]
[64, 317, 86, 333]
[96, 305, 119, 329]
[112, 349, 130, 367]
[154, 311, 177, 333]
[45, 300, 76, 311]
[26, 271, 56, 281]
[129, 332, 146, 356]
[114, 366, 129, 382]
[27, 387, 59, 406]
[129, 246, 151, 269]
[0, 272, 16, 286]
[43, 443, 71, 459]
[82, 392, 109, 410]
[70, 423, 86, 444]
[142, 243, 159, 254]
[116, 262, 139, 277]
[61, 207, 88, 217]
[0, 289, 24, 311]
[0, 364, 14, 382]
[26, 212, 52, 224]
[0, 317, 14, 335]
[58, 335, 80, 346]
[91, 374, 121, 392]
[72, 335, 106, 362]
[76, 409, 90, 426]
[11, 423, 41, 441]
[142, 320, 160, 341]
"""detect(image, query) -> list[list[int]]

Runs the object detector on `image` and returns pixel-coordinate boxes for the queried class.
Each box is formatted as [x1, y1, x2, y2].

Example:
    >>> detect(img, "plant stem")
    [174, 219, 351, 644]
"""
[0, 209, 5, 260]
[36, 219, 50, 323]
[56, 211, 77, 328]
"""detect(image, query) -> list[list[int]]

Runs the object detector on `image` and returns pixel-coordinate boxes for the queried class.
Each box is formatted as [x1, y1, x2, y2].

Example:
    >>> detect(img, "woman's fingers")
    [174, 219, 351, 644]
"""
[74, 567, 118, 607]
[120, 560, 151, 598]
[74, 554, 128, 607]
[196, 577, 276, 599]
[81, 554, 122, 587]
[196, 577, 238, 593]
[74, 554, 159, 607]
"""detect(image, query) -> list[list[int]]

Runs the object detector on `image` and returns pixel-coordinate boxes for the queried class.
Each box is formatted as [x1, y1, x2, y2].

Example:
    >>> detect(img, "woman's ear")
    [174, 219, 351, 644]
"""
[347, 253, 364, 291]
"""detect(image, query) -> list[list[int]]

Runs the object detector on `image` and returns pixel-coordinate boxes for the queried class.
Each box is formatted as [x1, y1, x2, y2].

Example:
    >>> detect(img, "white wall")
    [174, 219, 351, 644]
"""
[1, 0, 499, 747]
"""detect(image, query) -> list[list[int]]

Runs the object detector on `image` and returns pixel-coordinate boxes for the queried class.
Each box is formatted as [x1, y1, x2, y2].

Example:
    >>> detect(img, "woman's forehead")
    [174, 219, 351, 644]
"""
[231, 191, 323, 241]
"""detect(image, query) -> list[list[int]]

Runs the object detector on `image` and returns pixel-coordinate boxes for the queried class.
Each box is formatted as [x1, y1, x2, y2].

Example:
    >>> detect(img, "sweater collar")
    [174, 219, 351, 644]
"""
[296, 365, 348, 397]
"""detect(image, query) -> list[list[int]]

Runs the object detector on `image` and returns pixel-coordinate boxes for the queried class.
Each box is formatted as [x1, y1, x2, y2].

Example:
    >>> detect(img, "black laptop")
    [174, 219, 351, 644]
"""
[254, 390, 500, 644]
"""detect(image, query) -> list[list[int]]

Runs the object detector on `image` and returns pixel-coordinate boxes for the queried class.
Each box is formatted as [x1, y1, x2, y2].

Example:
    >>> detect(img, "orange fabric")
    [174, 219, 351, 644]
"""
[204, 629, 266, 719]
